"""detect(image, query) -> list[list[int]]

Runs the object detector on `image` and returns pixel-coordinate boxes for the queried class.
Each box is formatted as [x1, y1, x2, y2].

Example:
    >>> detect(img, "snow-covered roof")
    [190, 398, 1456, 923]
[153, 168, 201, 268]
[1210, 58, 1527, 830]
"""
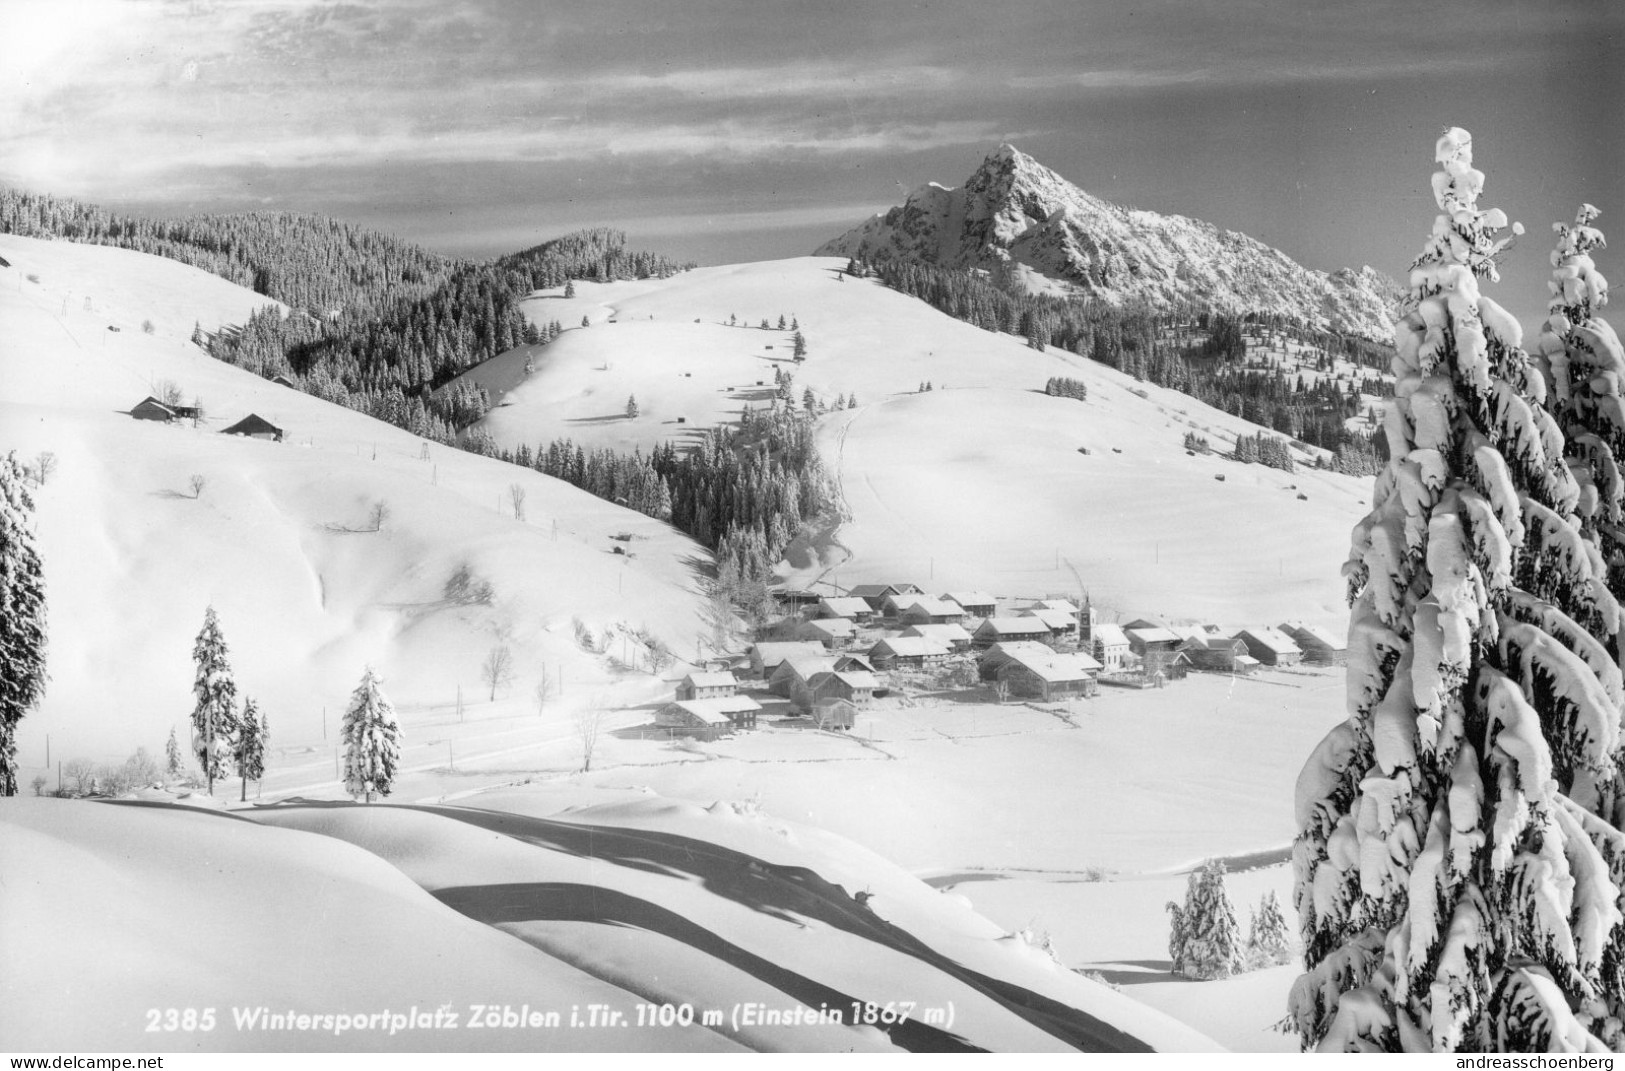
[985, 642, 1101, 682]
[1280, 621, 1346, 651]
[1024, 608, 1077, 630]
[666, 700, 732, 725]
[900, 597, 964, 617]
[902, 623, 972, 643]
[811, 670, 879, 691]
[870, 636, 950, 657]
[1126, 627, 1181, 645]
[1090, 623, 1130, 647]
[818, 597, 873, 617]
[977, 616, 1052, 637]
[682, 671, 737, 689]
[1028, 599, 1079, 615]
[772, 655, 838, 681]
[1236, 627, 1303, 655]
[945, 590, 997, 608]
[801, 618, 855, 637]
[751, 641, 828, 668]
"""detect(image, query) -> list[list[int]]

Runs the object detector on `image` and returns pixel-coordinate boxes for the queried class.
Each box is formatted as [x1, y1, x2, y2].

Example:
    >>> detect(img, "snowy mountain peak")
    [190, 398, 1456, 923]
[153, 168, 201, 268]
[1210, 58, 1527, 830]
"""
[816, 145, 1398, 341]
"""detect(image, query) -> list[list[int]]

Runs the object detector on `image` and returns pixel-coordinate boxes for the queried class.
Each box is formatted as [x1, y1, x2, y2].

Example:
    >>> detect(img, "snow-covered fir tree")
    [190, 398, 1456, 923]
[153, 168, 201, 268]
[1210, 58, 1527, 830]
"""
[190, 605, 239, 795]
[234, 697, 266, 802]
[164, 725, 184, 780]
[342, 666, 401, 803]
[0, 451, 48, 796]
[1290, 129, 1625, 1052]
[1247, 890, 1293, 968]
[1532, 204, 1625, 604]
[1167, 860, 1244, 979]
[625, 393, 639, 419]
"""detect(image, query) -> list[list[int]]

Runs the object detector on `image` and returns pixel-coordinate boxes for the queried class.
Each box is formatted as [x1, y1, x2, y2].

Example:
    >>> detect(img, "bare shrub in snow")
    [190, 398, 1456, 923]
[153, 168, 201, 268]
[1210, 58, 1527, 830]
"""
[574, 704, 604, 772]
[1290, 128, 1625, 1052]
[480, 644, 514, 701]
[443, 563, 494, 605]
[188, 474, 206, 499]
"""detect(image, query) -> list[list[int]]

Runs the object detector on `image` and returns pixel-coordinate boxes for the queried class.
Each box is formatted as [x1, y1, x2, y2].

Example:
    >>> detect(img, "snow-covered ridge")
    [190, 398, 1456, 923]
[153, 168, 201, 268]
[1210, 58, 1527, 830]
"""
[816, 144, 1399, 343]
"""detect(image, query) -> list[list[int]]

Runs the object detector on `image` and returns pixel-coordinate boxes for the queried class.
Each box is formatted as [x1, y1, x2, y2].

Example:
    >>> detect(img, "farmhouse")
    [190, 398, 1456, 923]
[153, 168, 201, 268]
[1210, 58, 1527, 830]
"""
[896, 598, 967, 626]
[816, 597, 874, 622]
[1028, 598, 1080, 617]
[1234, 627, 1304, 667]
[848, 583, 922, 611]
[770, 655, 837, 697]
[808, 670, 878, 706]
[772, 587, 824, 610]
[748, 641, 828, 678]
[812, 698, 859, 731]
[901, 623, 972, 652]
[1279, 621, 1347, 665]
[979, 641, 1101, 700]
[656, 695, 762, 737]
[675, 671, 738, 701]
[1089, 623, 1132, 672]
[797, 618, 856, 650]
[130, 396, 178, 422]
[867, 636, 950, 669]
[945, 591, 997, 618]
[1023, 607, 1078, 638]
[1181, 636, 1259, 674]
[1126, 627, 1186, 674]
[972, 616, 1053, 648]
[222, 414, 284, 441]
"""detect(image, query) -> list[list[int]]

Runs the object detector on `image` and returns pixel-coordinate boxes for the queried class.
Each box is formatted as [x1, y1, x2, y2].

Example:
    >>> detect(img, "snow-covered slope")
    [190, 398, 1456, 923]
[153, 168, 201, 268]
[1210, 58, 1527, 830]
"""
[0, 234, 716, 763]
[0, 796, 1222, 1052]
[815, 145, 1398, 342]
[461, 257, 1372, 627]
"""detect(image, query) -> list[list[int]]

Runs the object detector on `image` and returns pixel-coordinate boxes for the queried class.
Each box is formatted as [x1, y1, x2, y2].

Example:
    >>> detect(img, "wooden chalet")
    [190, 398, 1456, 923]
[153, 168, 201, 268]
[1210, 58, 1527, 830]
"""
[748, 641, 828, 678]
[808, 669, 878, 706]
[1028, 598, 1080, 617]
[1234, 627, 1304, 667]
[675, 671, 738, 701]
[978, 641, 1101, 700]
[797, 617, 856, 650]
[867, 636, 950, 670]
[1279, 622, 1347, 665]
[945, 591, 997, 618]
[656, 695, 761, 737]
[896, 597, 967, 626]
[1089, 623, 1132, 672]
[812, 698, 859, 731]
[771, 587, 824, 610]
[816, 596, 875, 622]
[130, 396, 178, 422]
[1023, 607, 1078, 638]
[270, 373, 298, 388]
[1181, 636, 1259, 674]
[848, 583, 922, 612]
[222, 414, 283, 441]
[973, 616, 1054, 648]
[1122, 617, 1169, 632]
[834, 652, 878, 674]
[901, 623, 972, 652]
[769, 655, 837, 697]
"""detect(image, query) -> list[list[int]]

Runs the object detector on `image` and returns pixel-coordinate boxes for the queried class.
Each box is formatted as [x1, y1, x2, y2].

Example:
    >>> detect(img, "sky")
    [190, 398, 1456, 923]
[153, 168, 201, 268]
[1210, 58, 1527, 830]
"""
[1, 0, 1621, 327]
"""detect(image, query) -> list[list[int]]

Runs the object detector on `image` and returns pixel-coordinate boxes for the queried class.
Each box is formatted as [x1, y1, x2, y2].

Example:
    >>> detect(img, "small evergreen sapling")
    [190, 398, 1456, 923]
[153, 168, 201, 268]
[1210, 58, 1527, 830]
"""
[1246, 890, 1293, 968]
[343, 666, 401, 803]
[234, 697, 266, 801]
[190, 606, 240, 795]
[164, 726, 184, 781]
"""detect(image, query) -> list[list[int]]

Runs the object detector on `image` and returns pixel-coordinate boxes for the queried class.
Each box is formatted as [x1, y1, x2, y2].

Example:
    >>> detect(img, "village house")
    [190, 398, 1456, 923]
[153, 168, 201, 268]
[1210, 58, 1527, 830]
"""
[1279, 621, 1348, 665]
[816, 596, 875, 623]
[1180, 635, 1259, 674]
[867, 636, 951, 670]
[1122, 617, 1170, 632]
[834, 652, 878, 674]
[655, 694, 762, 737]
[675, 671, 738, 701]
[1090, 622, 1132, 672]
[1028, 598, 1080, 617]
[972, 616, 1054, 648]
[770, 655, 838, 697]
[901, 623, 973, 652]
[222, 414, 283, 441]
[748, 641, 828, 678]
[1234, 627, 1304, 667]
[945, 591, 997, 618]
[1023, 607, 1078, 639]
[812, 697, 859, 731]
[848, 583, 923, 612]
[978, 641, 1102, 700]
[771, 587, 824, 611]
[797, 617, 856, 649]
[896, 597, 967, 627]
[1126, 626, 1185, 674]
[808, 669, 878, 706]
